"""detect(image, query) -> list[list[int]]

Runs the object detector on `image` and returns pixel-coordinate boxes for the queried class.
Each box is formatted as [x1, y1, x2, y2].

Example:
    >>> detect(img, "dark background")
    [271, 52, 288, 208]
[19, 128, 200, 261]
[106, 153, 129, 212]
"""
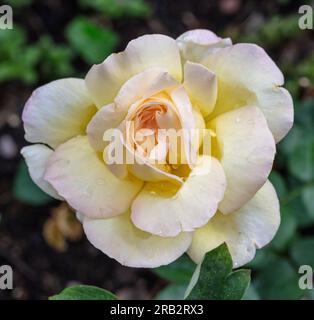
[0, 0, 313, 300]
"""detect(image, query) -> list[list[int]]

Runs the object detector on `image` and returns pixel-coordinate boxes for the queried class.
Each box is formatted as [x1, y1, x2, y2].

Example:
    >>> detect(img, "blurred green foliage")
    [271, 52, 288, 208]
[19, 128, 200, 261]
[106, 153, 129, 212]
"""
[254, 257, 303, 300]
[5, 0, 32, 8]
[0, 27, 40, 84]
[36, 36, 75, 80]
[66, 17, 119, 64]
[0, 27, 74, 84]
[155, 283, 187, 300]
[153, 254, 195, 284]
[235, 15, 301, 47]
[79, 0, 152, 19]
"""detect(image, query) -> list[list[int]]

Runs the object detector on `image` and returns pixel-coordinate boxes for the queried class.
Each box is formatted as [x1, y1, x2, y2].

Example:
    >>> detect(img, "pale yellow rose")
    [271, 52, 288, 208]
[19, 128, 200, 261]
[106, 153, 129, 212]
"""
[21, 29, 293, 268]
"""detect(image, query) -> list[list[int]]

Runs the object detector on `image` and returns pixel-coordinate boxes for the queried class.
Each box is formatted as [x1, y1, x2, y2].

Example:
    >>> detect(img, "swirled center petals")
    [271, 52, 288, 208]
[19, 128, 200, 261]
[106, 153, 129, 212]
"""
[128, 99, 180, 160]
[120, 96, 184, 184]
[86, 70, 180, 153]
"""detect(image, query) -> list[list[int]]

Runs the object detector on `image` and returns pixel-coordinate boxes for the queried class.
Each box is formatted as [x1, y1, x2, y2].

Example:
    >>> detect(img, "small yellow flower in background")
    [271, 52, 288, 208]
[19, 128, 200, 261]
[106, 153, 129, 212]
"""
[43, 203, 83, 252]
[21, 29, 294, 268]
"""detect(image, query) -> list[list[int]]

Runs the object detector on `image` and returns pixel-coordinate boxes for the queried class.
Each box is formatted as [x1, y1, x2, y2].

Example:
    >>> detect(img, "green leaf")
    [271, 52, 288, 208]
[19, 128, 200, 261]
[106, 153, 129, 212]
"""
[50, 285, 117, 300]
[155, 284, 186, 300]
[301, 185, 314, 219]
[13, 160, 53, 206]
[219, 269, 251, 300]
[66, 17, 119, 64]
[242, 284, 260, 300]
[153, 254, 195, 284]
[291, 237, 314, 269]
[255, 257, 303, 300]
[184, 244, 251, 300]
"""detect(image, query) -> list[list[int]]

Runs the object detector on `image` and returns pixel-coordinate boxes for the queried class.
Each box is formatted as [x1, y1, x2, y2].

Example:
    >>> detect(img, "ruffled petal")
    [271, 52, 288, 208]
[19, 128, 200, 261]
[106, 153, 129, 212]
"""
[188, 180, 280, 267]
[115, 68, 179, 110]
[131, 156, 226, 237]
[45, 136, 143, 219]
[85, 34, 182, 108]
[170, 86, 197, 165]
[209, 106, 276, 214]
[83, 212, 192, 268]
[22, 78, 96, 148]
[87, 103, 125, 151]
[184, 61, 217, 117]
[202, 44, 293, 142]
[176, 29, 232, 63]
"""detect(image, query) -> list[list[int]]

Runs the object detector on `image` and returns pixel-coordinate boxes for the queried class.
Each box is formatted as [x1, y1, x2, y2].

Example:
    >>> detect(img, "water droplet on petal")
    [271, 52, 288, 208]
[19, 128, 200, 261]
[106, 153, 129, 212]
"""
[96, 178, 105, 186]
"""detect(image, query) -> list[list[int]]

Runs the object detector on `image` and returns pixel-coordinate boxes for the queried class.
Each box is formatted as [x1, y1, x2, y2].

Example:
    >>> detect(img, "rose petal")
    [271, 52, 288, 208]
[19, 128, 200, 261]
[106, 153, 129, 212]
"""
[202, 43, 293, 142]
[170, 86, 197, 165]
[131, 156, 226, 237]
[209, 106, 276, 214]
[123, 133, 183, 184]
[85, 34, 182, 108]
[45, 136, 143, 219]
[257, 87, 294, 143]
[87, 103, 126, 151]
[21, 144, 62, 200]
[115, 68, 179, 110]
[22, 78, 96, 148]
[184, 61, 217, 117]
[176, 29, 232, 63]
[83, 211, 192, 268]
[188, 180, 280, 267]
[87, 69, 180, 152]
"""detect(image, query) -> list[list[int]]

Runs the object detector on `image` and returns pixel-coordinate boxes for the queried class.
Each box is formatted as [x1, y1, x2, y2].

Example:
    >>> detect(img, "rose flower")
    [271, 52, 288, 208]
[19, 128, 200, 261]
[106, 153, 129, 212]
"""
[21, 30, 293, 268]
